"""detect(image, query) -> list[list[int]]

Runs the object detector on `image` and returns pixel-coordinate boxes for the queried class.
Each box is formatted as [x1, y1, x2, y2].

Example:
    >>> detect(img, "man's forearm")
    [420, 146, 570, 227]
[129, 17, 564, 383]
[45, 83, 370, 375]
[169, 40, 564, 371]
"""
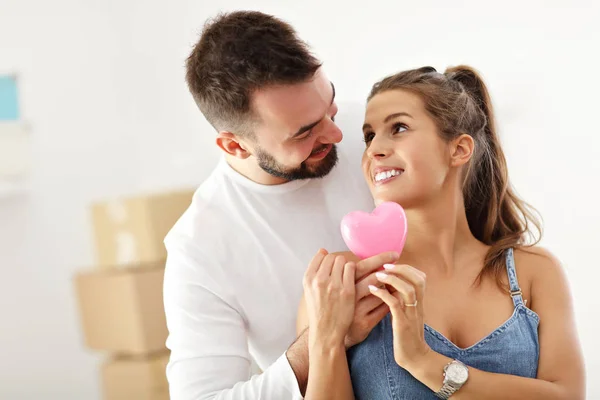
[286, 328, 310, 395]
[305, 343, 354, 400]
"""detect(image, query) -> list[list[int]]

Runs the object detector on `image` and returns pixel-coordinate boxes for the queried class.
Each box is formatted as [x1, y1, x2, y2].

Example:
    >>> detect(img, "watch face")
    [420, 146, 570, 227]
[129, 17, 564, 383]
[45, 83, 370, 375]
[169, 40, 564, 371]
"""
[446, 363, 468, 384]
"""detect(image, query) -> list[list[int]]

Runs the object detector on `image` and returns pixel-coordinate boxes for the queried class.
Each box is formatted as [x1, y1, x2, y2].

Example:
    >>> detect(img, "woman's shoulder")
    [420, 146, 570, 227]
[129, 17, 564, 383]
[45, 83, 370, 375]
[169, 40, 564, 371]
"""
[513, 245, 563, 273]
[513, 245, 570, 308]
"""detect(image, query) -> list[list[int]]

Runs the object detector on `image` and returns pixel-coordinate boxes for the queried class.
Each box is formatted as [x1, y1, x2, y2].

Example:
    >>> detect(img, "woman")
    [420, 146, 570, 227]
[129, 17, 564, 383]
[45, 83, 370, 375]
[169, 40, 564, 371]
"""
[298, 66, 585, 399]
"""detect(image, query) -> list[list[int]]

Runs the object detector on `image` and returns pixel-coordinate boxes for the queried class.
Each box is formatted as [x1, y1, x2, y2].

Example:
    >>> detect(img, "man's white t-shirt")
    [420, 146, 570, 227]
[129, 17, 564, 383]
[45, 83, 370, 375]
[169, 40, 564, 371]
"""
[163, 116, 374, 399]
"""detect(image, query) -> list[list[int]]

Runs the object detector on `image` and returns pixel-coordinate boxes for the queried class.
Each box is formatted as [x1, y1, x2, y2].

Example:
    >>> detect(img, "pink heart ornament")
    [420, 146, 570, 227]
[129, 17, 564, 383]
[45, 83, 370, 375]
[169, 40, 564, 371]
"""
[340, 201, 408, 260]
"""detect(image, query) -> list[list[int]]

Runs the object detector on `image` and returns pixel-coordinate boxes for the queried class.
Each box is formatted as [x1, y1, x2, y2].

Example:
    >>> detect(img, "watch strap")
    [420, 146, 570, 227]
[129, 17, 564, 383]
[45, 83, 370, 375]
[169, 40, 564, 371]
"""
[434, 383, 458, 399]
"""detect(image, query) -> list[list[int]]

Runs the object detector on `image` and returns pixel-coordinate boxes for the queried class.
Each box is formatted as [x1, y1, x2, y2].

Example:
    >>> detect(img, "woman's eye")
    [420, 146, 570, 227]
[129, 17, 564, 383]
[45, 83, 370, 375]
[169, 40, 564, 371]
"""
[392, 123, 408, 134]
[363, 132, 375, 144]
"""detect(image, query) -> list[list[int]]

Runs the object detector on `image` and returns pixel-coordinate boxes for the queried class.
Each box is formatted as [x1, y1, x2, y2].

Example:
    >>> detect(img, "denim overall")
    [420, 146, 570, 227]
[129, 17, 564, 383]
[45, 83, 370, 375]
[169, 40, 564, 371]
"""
[348, 248, 540, 399]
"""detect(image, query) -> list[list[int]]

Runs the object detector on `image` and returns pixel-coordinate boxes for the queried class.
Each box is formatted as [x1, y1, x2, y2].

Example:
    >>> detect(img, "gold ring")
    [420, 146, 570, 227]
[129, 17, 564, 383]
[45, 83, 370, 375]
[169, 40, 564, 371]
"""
[404, 300, 418, 307]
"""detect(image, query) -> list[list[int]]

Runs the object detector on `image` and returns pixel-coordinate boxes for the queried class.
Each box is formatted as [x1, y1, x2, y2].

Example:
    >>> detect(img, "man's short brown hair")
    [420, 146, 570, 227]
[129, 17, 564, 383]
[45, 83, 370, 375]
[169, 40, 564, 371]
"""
[185, 11, 322, 136]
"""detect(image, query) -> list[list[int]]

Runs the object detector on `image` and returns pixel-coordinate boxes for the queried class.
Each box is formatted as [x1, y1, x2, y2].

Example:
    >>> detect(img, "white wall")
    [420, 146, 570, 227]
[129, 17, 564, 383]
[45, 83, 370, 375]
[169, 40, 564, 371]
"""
[1, 0, 598, 398]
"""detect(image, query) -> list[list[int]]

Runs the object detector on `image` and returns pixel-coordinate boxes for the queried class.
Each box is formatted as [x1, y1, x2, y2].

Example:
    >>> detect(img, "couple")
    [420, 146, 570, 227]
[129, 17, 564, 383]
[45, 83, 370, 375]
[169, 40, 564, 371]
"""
[162, 10, 585, 400]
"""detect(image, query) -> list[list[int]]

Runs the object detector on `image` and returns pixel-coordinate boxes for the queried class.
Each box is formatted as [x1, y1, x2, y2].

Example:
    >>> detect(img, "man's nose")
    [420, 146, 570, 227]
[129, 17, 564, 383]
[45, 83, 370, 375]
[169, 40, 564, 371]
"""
[319, 118, 343, 144]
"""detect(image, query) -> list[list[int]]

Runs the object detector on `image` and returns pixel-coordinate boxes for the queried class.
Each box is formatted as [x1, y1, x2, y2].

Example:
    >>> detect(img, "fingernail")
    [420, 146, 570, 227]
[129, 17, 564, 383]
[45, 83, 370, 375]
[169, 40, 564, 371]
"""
[368, 284, 379, 292]
[375, 272, 388, 280]
[383, 264, 395, 270]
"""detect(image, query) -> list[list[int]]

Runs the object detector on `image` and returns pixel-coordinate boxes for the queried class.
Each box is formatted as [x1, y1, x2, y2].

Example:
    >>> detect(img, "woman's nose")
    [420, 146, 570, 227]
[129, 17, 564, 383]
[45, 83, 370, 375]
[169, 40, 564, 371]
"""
[366, 135, 392, 159]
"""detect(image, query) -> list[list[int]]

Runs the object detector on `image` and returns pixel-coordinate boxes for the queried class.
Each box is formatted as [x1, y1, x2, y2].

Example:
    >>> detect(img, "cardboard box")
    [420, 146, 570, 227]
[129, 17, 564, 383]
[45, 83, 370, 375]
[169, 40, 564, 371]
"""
[91, 189, 194, 268]
[102, 352, 170, 400]
[74, 265, 167, 354]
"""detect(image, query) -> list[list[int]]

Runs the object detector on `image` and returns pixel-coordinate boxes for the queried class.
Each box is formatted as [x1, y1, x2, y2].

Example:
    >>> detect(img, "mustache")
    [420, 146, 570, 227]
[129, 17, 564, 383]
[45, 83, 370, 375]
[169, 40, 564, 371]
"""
[310, 144, 328, 155]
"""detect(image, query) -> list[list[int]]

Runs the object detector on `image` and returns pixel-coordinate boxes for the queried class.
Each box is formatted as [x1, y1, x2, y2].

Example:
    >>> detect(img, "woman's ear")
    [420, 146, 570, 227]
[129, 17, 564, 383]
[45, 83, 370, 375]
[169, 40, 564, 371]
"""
[216, 131, 252, 159]
[450, 133, 475, 167]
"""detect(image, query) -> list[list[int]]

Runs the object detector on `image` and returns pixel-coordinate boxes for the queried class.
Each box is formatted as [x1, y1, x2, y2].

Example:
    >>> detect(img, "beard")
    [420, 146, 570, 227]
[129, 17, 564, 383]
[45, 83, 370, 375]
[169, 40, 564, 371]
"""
[255, 144, 339, 181]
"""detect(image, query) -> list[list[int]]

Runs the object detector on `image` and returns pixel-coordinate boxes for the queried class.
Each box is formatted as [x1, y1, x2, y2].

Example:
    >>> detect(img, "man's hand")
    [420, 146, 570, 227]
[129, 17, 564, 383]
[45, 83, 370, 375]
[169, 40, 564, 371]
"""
[345, 251, 400, 348]
[296, 250, 400, 348]
[303, 250, 356, 348]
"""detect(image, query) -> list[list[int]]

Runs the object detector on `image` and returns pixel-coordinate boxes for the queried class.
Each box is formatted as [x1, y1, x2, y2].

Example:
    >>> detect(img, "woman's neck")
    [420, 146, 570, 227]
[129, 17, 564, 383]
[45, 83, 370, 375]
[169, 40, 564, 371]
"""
[400, 190, 488, 277]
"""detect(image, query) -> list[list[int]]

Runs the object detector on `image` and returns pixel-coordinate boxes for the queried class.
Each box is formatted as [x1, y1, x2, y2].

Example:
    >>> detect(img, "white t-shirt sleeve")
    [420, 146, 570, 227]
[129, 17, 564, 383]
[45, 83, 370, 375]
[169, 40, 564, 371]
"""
[163, 235, 303, 400]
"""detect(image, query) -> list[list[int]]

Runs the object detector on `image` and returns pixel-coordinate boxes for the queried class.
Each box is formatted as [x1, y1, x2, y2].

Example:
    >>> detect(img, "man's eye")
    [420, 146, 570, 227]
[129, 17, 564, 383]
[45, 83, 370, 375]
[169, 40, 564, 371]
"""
[298, 131, 313, 140]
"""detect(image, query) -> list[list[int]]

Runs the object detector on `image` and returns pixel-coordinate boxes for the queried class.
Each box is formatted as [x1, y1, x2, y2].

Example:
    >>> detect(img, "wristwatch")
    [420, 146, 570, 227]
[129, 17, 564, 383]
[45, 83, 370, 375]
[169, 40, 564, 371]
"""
[434, 359, 469, 399]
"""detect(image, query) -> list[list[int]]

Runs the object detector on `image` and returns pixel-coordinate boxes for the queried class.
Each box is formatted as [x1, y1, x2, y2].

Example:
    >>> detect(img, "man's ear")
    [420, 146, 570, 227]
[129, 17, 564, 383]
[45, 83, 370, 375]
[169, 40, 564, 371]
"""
[450, 133, 475, 167]
[216, 131, 252, 159]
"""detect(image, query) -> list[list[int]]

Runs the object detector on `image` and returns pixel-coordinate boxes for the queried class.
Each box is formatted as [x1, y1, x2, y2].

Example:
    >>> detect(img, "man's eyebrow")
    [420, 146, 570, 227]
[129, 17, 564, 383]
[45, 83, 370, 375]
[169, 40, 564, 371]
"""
[291, 82, 336, 138]
[291, 120, 320, 138]
[330, 82, 335, 106]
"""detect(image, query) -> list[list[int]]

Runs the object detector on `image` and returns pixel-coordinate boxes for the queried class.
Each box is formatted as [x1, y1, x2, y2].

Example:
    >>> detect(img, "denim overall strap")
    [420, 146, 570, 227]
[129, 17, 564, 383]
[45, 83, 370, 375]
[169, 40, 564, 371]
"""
[505, 247, 524, 307]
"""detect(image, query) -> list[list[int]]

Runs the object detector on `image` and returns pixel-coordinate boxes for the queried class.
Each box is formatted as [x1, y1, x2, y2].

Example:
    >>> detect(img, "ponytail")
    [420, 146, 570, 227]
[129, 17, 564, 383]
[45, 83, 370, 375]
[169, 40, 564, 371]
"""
[446, 65, 542, 287]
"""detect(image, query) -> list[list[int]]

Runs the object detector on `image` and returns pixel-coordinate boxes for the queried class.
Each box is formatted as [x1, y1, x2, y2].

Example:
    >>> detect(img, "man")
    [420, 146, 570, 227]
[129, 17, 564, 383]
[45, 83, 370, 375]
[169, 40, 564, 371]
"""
[163, 10, 397, 399]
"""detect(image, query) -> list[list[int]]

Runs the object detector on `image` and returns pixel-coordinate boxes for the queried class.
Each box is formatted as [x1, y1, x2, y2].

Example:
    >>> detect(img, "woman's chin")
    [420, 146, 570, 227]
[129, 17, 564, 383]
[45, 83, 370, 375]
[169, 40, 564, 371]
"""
[373, 197, 386, 207]
[372, 190, 420, 208]
[373, 195, 403, 207]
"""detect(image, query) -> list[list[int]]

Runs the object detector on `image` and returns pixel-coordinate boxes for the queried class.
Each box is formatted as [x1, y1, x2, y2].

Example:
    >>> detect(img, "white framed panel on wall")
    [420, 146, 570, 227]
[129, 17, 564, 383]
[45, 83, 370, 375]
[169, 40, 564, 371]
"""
[0, 73, 30, 197]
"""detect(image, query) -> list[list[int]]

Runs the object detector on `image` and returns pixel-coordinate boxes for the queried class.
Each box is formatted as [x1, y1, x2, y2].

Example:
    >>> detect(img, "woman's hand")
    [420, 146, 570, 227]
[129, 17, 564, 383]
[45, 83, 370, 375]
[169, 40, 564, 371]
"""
[303, 249, 356, 348]
[368, 263, 431, 371]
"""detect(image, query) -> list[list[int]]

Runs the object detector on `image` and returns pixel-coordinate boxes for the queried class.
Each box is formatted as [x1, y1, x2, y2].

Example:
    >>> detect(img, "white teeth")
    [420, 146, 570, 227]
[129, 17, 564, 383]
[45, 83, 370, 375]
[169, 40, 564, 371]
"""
[374, 169, 402, 182]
